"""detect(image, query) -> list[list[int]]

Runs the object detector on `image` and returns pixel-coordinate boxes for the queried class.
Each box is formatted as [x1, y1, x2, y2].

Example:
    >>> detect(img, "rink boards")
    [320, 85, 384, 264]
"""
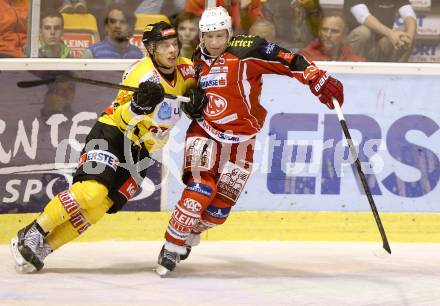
[0, 64, 439, 243]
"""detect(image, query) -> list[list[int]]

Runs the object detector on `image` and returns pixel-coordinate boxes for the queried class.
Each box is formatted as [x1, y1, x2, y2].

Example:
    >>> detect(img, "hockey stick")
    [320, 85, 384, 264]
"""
[332, 98, 391, 254]
[17, 75, 190, 102]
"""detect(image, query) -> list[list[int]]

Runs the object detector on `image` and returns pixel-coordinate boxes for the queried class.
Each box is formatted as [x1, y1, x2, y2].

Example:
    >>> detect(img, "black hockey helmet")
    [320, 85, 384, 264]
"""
[142, 21, 178, 51]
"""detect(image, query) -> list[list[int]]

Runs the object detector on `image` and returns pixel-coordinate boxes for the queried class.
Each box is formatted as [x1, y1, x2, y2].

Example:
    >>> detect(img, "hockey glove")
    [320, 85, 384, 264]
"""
[131, 80, 165, 115]
[307, 67, 344, 109]
[182, 87, 208, 119]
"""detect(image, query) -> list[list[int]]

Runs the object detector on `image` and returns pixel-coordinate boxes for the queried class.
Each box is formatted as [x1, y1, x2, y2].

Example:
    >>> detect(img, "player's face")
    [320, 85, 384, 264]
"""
[203, 30, 229, 57]
[178, 19, 198, 45]
[105, 9, 131, 42]
[154, 37, 179, 72]
[40, 17, 63, 46]
[319, 17, 345, 56]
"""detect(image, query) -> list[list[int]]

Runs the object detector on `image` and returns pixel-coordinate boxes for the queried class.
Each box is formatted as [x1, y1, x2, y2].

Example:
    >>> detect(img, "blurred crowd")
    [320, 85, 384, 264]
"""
[0, 0, 423, 63]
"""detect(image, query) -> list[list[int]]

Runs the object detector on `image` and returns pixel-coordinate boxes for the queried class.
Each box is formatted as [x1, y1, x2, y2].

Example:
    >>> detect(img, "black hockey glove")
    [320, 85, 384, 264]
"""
[182, 87, 207, 119]
[131, 81, 165, 115]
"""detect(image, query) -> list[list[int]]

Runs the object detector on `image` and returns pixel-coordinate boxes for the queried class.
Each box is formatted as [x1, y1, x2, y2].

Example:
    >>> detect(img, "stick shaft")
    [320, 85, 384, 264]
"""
[332, 98, 391, 254]
[17, 75, 190, 102]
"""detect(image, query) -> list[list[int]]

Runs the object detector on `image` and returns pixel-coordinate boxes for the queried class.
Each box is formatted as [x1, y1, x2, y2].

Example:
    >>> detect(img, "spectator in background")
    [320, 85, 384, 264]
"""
[263, 0, 322, 51]
[300, 14, 365, 61]
[82, 4, 143, 58]
[185, 0, 263, 33]
[59, 0, 87, 13]
[344, 0, 417, 62]
[249, 19, 276, 42]
[0, 0, 28, 57]
[135, 0, 185, 19]
[174, 12, 199, 58]
[39, 9, 71, 58]
[37, 9, 76, 119]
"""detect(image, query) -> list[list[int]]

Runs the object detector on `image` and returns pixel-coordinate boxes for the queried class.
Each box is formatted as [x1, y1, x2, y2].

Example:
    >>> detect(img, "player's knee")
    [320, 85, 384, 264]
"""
[201, 198, 233, 226]
[70, 180, 109, 210]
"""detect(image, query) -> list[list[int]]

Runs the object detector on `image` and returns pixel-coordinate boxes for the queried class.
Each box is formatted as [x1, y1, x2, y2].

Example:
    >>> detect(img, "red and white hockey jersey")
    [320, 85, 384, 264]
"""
[193, 34, 313, 143]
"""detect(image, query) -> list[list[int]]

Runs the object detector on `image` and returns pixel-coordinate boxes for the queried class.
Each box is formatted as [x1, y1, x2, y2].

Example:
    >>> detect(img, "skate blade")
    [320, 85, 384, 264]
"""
[154, 265, 171, 277]
[9, 237, 37, 274]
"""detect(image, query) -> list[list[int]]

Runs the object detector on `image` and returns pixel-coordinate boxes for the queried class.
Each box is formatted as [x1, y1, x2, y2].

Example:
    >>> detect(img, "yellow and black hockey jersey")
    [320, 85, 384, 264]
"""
[98, 56, 196, 152]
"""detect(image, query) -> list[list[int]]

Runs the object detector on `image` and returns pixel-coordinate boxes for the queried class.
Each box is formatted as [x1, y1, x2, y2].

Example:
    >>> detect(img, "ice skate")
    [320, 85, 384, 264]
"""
[155, 245, 181, 277]
[180, 233, 200, 261]
[156, 240, 194, 277]
[10, 221, 52, 273]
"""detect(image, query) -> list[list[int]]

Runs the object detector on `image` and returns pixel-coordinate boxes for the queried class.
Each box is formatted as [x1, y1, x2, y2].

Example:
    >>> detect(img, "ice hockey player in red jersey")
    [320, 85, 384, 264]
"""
[155, 6, 344, 276]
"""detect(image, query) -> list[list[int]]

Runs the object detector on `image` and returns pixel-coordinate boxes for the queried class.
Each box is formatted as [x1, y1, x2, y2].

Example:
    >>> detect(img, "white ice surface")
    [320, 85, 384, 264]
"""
[1, 241, 439, 306]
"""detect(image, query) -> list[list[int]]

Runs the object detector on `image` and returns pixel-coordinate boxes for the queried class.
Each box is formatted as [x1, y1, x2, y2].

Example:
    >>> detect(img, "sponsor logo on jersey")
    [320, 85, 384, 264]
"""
[204, 93, 228, 116]
[118, 177, 139, 200]
[140, 70, 161, 85]
[229, 39, 254, 48]
[206, 205, 231, 219]
[184, 137, 213, 169]
[217, 161, 250, 202]
[148, 125, 169, 139]
[157, 102, 172, 120]
[265, 43, 276, 55]
[211, 113, 238, 125]
[209, 66, 228, 74]
[179, 64, 195, 79]
[277, 50, 293, 62]
[183, 198, 202, 213]
[187, 182, 212, 197]
[197, 119, 242, 143]
[78, 149, 119, 171]
[200, 73, 227, 89]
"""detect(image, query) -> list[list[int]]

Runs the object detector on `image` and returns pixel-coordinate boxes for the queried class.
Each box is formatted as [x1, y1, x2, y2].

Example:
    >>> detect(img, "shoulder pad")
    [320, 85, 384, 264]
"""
[227, 35, 267, 59]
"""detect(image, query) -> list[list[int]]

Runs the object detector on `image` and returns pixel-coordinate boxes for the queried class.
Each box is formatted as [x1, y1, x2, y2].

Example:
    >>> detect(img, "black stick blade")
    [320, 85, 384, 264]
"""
[17, 78, 56, 88]
[383, 242, 392, 254]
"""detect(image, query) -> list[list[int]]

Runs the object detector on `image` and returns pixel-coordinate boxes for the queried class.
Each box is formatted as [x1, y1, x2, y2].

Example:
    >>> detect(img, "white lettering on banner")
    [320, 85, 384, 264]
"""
[409, 43, 440, 63]
[3, 179, 20, 203]
[395, 14, 440, 36]
[409, 0, 431, 8]
[0, 112, 97, 165]
[0, 120, 11, 163]
[13, 119, 39, 160]
[166, 74, 440, 212]
[46, 114, 69, 147]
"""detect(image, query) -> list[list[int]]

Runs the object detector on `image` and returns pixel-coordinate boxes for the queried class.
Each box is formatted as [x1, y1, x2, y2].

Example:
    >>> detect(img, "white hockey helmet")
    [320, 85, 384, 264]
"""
[199, 6, 233, 40]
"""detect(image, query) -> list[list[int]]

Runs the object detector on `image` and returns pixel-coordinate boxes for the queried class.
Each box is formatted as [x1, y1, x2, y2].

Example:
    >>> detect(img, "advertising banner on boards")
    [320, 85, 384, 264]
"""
[0, 71, 161, 214]
[165, 74, 440, 212]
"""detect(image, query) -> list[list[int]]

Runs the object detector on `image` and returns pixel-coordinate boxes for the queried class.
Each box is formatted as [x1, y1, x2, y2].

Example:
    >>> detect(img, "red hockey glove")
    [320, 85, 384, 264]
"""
[307, 67, 344, 109]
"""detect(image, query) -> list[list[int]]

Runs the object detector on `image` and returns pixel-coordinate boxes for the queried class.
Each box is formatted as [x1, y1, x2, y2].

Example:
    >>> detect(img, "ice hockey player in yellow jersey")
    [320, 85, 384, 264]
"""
[10, 21, 206, 273]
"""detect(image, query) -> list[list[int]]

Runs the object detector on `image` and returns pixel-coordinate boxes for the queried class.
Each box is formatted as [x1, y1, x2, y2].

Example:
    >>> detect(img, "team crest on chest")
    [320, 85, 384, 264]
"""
[157, 102, 172, 120]
[204, 93, 228, 117]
